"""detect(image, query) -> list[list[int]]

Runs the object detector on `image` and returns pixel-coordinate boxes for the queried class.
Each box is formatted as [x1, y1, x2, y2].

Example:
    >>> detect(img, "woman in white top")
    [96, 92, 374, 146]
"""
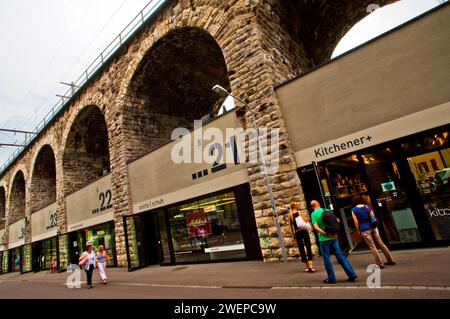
[96, 245, 111, 284]
[79, 243, 96, 289]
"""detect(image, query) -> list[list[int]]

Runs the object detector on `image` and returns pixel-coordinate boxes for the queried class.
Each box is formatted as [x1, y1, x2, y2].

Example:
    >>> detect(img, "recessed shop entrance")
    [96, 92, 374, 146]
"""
[299, 126, 450, 252]
[124, 184, 262, 271]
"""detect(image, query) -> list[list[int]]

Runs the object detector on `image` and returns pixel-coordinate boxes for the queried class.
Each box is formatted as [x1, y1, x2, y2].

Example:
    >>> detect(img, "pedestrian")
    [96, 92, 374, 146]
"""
[351, 195, 396, 268]
[96, 245, 111, 284]
[310, 200, 358, 284]
[288, 201, 316, 272]
[79, 243, 96, 289]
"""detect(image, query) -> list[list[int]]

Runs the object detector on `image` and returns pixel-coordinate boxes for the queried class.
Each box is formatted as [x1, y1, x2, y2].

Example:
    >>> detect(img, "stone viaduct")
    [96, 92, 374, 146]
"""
[0, 0, 394, 266]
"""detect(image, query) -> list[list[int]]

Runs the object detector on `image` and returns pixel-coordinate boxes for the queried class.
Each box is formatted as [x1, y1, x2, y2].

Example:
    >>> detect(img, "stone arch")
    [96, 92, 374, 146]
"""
[29, 144, 57, 213]
[271, 0, 395, 70]
[62, 105, 111, 195]
[120, 26, 232, 161]
[8, 170, 26, 224]
[0, 184, 5, 229]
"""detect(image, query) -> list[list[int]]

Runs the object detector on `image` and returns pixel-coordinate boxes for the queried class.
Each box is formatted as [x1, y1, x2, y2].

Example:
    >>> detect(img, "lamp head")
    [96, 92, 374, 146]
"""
[212, 84, 229, 96]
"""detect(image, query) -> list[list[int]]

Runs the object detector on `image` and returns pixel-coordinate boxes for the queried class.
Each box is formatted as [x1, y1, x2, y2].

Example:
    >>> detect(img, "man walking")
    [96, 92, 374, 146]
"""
[311, 200, 358, 284]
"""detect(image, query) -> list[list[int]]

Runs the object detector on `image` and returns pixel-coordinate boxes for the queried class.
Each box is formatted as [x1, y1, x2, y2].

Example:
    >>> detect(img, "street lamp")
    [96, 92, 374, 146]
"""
[212, 84, 288, 263]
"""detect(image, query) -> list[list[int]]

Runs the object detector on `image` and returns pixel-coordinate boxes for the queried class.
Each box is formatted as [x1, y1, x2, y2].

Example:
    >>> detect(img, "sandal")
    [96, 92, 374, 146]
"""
[309, 268, 317, 273]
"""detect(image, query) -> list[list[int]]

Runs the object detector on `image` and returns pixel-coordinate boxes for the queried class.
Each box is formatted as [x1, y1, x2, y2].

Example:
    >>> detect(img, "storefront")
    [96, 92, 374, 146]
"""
[65, 174, 117, 267]
[276, 6, 450, 252]
[31, 203, 59, 272]
[6, 219, 25, 273]
[124, 184, 261, 270]
[125, 111, 261, 270]
[298, 126, 450, 251]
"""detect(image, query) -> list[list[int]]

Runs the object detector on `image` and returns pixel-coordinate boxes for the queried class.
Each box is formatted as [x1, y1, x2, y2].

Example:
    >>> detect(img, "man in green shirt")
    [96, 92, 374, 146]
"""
[311, 200, 357, 284]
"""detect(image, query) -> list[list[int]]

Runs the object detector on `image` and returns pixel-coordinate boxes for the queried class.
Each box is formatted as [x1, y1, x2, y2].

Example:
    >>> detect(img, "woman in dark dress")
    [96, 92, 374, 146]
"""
[289, 201, 316, 272]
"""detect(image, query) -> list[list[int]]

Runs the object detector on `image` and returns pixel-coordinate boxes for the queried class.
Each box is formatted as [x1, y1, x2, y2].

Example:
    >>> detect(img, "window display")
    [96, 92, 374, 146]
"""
[168, 191, 246, 262]
[405, 133, 450, 240]
[11, 247, 21, 272]
[58, 234, 69, 271]
[1, 251, 8, 273]
[21, 244, 32, 273]
[84, 222, 115, 267]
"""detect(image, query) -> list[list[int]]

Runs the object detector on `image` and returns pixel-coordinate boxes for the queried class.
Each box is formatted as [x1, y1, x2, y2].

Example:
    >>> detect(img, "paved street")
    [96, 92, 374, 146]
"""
[0, 247, 449, 299]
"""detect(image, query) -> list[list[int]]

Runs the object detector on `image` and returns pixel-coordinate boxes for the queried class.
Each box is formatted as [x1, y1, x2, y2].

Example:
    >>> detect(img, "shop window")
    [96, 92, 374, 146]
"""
[2, 251, 8, 273]
[407, 146, 450, 241]
[168, 191, 246, 263]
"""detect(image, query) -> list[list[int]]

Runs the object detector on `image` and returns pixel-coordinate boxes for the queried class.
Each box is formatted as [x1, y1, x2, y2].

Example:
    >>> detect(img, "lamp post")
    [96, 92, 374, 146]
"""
[212, 85, 288, 263]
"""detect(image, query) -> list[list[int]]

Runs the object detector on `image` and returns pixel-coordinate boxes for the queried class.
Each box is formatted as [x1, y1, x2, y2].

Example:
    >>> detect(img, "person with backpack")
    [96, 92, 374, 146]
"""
[311, 200, 357, 284]
[351, 195, 396, 268]
[288, 201, 316, 272]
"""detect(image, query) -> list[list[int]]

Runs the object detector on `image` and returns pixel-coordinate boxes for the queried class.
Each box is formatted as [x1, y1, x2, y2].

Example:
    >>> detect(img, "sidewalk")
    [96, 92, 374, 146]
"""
[1, 247, 449, 298]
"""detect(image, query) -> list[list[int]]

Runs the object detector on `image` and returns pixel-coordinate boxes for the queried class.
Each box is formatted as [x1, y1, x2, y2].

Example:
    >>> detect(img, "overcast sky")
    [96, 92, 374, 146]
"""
[0, 0, 446, 168]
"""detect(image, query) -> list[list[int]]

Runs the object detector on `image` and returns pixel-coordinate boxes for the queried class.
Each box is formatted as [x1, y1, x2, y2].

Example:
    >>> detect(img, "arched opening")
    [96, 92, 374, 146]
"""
[273, 0, 395, 71]
[63, 105, 110, 195]
[0, 186, 5, 229]
[332, 1, 446, 58]
[124, 27, 231, 161]
[9, 171, 26, 224]
[30, 145, 56, 213]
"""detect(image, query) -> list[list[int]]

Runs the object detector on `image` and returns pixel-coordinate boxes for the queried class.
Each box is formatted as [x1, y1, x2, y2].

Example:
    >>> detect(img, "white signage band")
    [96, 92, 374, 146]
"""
[295, 101, 450, 167]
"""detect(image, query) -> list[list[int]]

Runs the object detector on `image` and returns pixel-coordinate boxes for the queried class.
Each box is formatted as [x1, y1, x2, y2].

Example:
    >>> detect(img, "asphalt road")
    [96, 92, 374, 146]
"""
[0, 247, 449, 299]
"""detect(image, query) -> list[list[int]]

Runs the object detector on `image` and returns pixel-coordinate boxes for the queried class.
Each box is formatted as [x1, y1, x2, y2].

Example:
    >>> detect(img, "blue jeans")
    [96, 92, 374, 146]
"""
[319, 239, 357, 282]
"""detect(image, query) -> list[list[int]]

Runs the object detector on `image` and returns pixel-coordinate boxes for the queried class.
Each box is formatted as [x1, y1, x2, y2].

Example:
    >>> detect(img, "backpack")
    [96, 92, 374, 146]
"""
[322, 210, 341, 234]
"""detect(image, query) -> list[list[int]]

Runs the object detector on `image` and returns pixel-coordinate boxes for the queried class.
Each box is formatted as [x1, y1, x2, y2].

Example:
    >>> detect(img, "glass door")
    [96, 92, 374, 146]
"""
[325, 154, 369, 252]
[21, 244, 33, 273]
[362, 148, 421, 244]
[124, 214, 148, 271]
[11, 247, 22, 272]
[58, 234, 69, 271]
[2, 251, 8, 273]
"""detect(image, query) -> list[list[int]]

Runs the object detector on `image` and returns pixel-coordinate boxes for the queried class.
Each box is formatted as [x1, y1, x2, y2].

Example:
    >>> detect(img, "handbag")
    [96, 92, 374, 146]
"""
[78, 255, 88, 267]
[295, 213, 312, 231]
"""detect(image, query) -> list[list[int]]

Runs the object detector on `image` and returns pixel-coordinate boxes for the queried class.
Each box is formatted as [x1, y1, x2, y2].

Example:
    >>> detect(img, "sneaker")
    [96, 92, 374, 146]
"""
[323, 279, 336, 284]
[385, 262, 396, 266]
[347, 276, 358, 282]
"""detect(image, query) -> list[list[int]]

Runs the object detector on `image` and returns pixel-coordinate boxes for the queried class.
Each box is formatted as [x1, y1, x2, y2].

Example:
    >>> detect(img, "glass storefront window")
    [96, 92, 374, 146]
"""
[406, 143, 450, 240]
[168, 191, 246, 263]
[11, 248, 21, 272]
[41, 237, 57, 270]
[22, 244, 32, 273]
[84, 222, 115, 267]
[2, 251, 8, 273]
[58, 234, 69, 271]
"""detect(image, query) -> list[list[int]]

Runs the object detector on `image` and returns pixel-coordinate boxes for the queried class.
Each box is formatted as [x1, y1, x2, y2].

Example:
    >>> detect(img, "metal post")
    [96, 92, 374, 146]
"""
[249, 111, 288, 263]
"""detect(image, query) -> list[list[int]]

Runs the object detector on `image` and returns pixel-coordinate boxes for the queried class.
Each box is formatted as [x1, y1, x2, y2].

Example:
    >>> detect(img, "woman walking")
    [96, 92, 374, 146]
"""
[79, 243, 96, 289]
[351, 195, 396, 268]
[96, 245, 111, 284]
[289, 201, 316, 272]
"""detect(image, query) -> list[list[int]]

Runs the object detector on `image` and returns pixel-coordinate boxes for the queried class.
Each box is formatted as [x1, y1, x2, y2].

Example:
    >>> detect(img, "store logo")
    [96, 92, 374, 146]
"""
[171, 121, 280, 175]
[428, 207, 450, 218]
[46, 211, 57, 230]
[66, 267, 81, 289]
[314, 136, 373, 159]
[366, 264, 381, 288]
